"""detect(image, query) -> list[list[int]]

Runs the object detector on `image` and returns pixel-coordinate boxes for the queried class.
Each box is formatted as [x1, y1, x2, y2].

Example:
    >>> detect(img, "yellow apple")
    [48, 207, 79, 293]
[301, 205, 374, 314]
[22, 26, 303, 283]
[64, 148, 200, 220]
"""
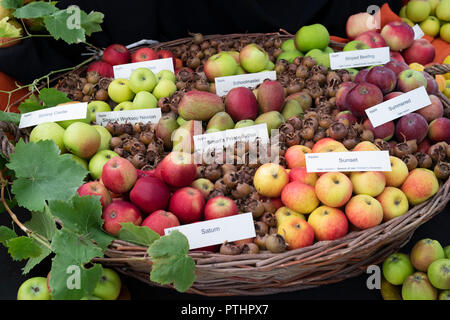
[275, 206, 305, 226]
[384, 156, 409, 187]
[377, 187, 409, 221]
[315, 172, 353, 208]
[253, 163, 289, 198]
[350, 171, 386, 197]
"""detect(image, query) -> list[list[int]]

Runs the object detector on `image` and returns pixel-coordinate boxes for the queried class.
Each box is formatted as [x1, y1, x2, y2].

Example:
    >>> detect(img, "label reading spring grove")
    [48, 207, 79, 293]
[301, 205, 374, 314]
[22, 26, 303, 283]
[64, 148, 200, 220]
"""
[214, 71, 277, 97]
[305, 151, 391, 173]
[329, 47, 390, 70]
[113, 58, 174, 79]
[19, 102, 88, 129]
[164, 213, 256, 250]
[365, 86, 431, 128]
[96, 108, 162, 126]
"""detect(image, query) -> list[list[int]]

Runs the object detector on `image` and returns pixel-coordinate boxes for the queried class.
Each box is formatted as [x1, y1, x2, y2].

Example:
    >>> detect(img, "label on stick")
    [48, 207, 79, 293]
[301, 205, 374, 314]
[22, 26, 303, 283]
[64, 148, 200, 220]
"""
[214, 71, 276, 97]
[113, 58, 174, 79]
[96, 108, 162, 126]
[305, 151, 392, 172]
[19, 102, 88, 129]
[329, 47, 390, 70]
[164, 213, 256, 250]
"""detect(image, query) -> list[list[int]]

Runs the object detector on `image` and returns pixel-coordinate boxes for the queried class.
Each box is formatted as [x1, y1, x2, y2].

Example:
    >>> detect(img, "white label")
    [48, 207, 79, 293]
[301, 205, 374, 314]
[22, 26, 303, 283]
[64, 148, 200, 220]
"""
[329, 47, 390, 70]
[113, 58, 174, 79]
[164, 213, 256, 250]
[365, 86, 431, 128]
[96, 108, 162, 126]
[214, 71, 277, 97]
[19, 102, 88, 129]
[413, 24, 424, 40]
[305, 151, 392, 172]
[193, 130, 226, 154]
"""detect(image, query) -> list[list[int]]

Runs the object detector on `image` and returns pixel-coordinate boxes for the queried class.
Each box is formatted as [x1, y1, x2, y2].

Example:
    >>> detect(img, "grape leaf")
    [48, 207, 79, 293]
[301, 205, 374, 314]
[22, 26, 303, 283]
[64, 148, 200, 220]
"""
[0, 17, 22, 38]
[118, 223, 160, 247]
[147, 230, 196, 292]
[6, 140, 88, 212]
[48, 195, 114, 250]
[80, 11, 103, 36]
[49, 229, 103, 300]
[43, 9, 86, 44]
[13, 1, 58, 19]
[18, 96, 42, 114]
[39, 88, 70, 107]
[6, 236, 42, 261]
[0, 226, 17, 244]
[1, 0, 24, 9]
[0, 110, 20, 125]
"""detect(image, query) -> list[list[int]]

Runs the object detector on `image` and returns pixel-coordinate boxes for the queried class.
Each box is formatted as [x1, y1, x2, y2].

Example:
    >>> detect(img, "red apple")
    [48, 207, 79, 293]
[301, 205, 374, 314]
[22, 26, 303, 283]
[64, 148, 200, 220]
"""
[169, 187, 205, 224]
[395, 113, 429, 143]
[355, 30, 387, 48]
[384, 91, 403, 101]
[204, 196, 238, 220]
[336, 82, 357, 111]
[225, 87, 259, 121]
[129, 176, 170, 215]
[307, 206, 349, 241]
[354, 69, 369, 84]
[102, 44, 131, 66]
[418, 138, 431, 154]
[159, 152, 197, 188]
[101, 157, 138, 194]
[416, 95, 444, 122]
[157, 49, 176, 68]
[288, 167, 318, 187]
[402, 39, 435, 66]
[385, 59, 409, 76]
[141, 210, 180, 236]
[363, 118, 395, 141]
[102, 200, 142, 236]
[347, 82, 384, 118]
[131, 47, 158, 63]
[381, 21, 415, 51]
[365, 66, 397, 94]
[428, 118, 450, 144]
[346, 12, 379, 40]
[87, 61, 114, 78]
[77, 181, 112, 210]
[390, 51, 406, 63]
[256, 80, 285, 113]
[335, 110, 358, 124]
[422, 72, 439, 95]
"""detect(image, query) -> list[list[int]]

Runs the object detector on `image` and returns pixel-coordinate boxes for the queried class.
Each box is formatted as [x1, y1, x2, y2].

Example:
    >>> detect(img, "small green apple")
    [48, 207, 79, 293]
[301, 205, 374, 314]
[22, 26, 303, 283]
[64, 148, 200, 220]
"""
[346, 68, 359, 77]
[88, 149, 119, 179]
[114, 101, 134, 111]
[402, 17, 415, 27]
[420, 16, 441, 37]
[265, 60, 275, 71]
[30, 122, 66, 153]
[428, 0, 439, 15]
[445, 246, 450, 259]
[235, 65, 246, 75]
[17, 277, 51, 300]
[427, 259, 450, 290]
[88, 101, 111, 123]
[92, 124, 112, 151]
[305, 49, 330, 68]
[128, 67, 157, 93]
[93, 268, 122, 300]
[436, 0, 450, 21]
[343, 40, 371, 51]
[235, 119, 255, 129]
[70, 154, 89, 171]
[80, 296, 103, 300]
[399, 5, 407, 18]
[440, 23, 450, 43]
[177, 116, 187, 126]
[108, 78, 135, 103]
[382, 253, 415, 285]
[239, 43, 270, 73]
[132, 91, 157, 109]
[406, 0, 431, 23]
[439, 291, 450, 300]
[57, 107, 92, 129]
[152, 79, 177, 100]
[294, 24, 330, 53]
[276, 50, 303, 63]
[63, 122, 101, 159]
[281, 39, 296, 51]
[156, 70, 176, 83]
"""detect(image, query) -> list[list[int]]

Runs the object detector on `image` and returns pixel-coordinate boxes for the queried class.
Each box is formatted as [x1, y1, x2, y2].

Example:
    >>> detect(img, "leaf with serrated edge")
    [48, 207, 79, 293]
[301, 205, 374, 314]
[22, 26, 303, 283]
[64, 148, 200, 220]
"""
[39, 88, 70, 107]
[43, 9, 85, 44]
[6, 236, 42, 261]
[117, 223, 160, 247]
[18, 96, 42, 114]
[7, 140, 88, 212]
[13, 1, 58, 19]
[80, 11, 103, 36]
[0, 226, 17, 244]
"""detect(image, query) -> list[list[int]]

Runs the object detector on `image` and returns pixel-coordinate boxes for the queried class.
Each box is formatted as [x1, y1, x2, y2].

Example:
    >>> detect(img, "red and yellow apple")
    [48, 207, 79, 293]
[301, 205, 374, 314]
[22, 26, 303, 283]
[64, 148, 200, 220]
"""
[377, 187, 409, 221]
[253, 163, 289, 198]
[307, 206, 349, 241]
[315, 172, 353, 208]
[345, 194, 383, 229]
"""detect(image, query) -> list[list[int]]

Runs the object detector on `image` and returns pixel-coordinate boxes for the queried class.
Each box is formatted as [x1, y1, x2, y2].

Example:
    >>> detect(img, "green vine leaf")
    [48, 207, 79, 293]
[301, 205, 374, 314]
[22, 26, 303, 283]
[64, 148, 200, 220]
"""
[0, 226, 17, 243]
[80, 11, 104, 36]
[118, 223, 160, 247]
[6, 236, 42, 261]
[1, 0, 24, 10]
[43, 9, 86, 44]
[39, 88, 71, 107]
[6, 140, 88, 212]
[18, 96, 42, 114]
[0, 110, 20, 125]
[13, 1, 58, 19]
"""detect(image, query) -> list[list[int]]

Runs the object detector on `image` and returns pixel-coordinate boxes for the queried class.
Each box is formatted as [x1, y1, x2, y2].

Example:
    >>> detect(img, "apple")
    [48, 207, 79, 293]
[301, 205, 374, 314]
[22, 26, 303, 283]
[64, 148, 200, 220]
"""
[406, 0, 431, 23]
[281, 181, 320, 215]
[169, 187, 205, 224]
[288, 167, 318, 187]
[131, 47, 158, 63]
[17, 277, 51, 300]
[277, 216, 314, 250]
[335, 111, 358, 126]
[284, 145, 311, 169]
[441, 23, 450, 43]
[428, 117, 450, 144]
[107, 78, 135, 103]
[418, 138, 432, 154]
[403, 39, 435, 66]
[350, 171, 386, 197]
[416, 95, 443, 122]
[346, 12, 379, 40]
[63, 122, 100, 159]
[312, 138, 348, 153]
[204, 196, 238, 220]
[256, 80, 285, 113]
[381, 21, 415, 51]
[410, 238, 445, 271]
[128, 67, 157, 93]
[363, 118, 395, 141]
[102, 44, 130, 66]
[56, 102, 92, 129]
[129, 176, 170, 215]
[132, 91, 158, 109]
[420, 16, 441, 37]
[191, 178, 214, 198]
[428, 259, 450, 290]
[353, 141, 380, 152]
[114, 101, 134, 111]
[159, 152, 197, 187]
[253, 163, 289, 198]
[346, 82, 384, 118]
[275, 207, 305, 226]
[152, 79, 177, 100]
[395, 113, 428, 143]
[315, 172, 353, 208]
[384, 91, 403, 101]
[422, 72, 439, 95]
[305, 48, 330, 68]
[336, 82, 357, 111]
[239, 44, 269, 73]
[101, 157, 138, 194]
[385, 60, 409, 76]
[204, 52, 239, 81]
[390, 51, 406, 63]
[402, 272, 438, 300]
[141, 210, 180, 236]
[354, 69, 369, 84]
[92, 125, 112, 151]
[276, 50, 303, 63]
[295, 23, 330, 52]
[377, 187, 409, 221]
[307, 206, 348, 241]
[225, 87, 259, 121]
[102, 200, 142, 235]
[93, 268, 122, 300]
[355, 30, 387, 48]
[77, 181, 112, 210]
[365, 66, 397, 94]
[382, 253, 414, 285]
[343, 40, 370, 51]
[88, 150, 119, 180]
[345, 194, 383, 229]
[157, 49, 176, 67]
[30, 122, 66, 153]
[384, 156, 409, 187]
[401, 168, 439, 205]
[71, 154, 89, 171]
[397, 69, 428, 93]
[156, 70, 176, 83]
[87, 61, 114, 78]
[87, 101, 111, 123]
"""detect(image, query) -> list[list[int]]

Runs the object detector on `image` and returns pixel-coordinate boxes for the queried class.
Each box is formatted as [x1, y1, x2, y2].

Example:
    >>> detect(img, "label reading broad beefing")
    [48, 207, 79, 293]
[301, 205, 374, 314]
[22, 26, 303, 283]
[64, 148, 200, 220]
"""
[113, 58, 174, 79]
[305, 151, 392, 172]
[214, 71, 277, 97]
[329, 47, 390, 70]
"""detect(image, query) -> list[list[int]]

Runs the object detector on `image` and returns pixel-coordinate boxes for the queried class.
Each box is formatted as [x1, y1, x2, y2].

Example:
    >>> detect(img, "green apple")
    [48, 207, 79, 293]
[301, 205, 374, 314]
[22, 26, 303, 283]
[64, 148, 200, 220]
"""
[399, 5, 407, 18]
[402, 17, 415, 27]
[427, 259, 450, 290]
[156, 70, 176, 83]
[276, 50, 303, 63]
[428, 0, 439, 15]
[265, 60, 275, 71]
[128, 67, 157, 93]
[114, 101, 134, 111]
[17, 277, 51, 300]
[93, 268, 122, 300]
[88, 149, 119, 179]
[281, 39, 296, 51]
[305, 49, 330, 68]
[152, 79, 177, 100]
[254, 111, 285, 136]
[343, 40, 371, 51]
[420, 16, 441, 37]
[235, 119, 255, 129]
[92, 125, 112, 151]
[177, 116, 187, 126]
[80, 296, 103, 300]
[441, 23, 450, 43]
[235, 65, 246, 75]
[132, 91, 157, 109]
[382, 253, 415, 285]
[445, 246, 450, 259]
[88, 101, 111, 123]
[346, 68, 359, 77]
[108, 78, 135, 103]
[436, 0, 450, 21]
[239, 43, 269, 73]
[204, 52, 239, 80]
[439, 291, 450, 300]
[294, 24, 330, 53]
[30, 122, 66, 153]
[406, 0, 431, 23]
[281, 99, 303, 120]
[63, 122, 101, 159]
[70, 154, 89, 171]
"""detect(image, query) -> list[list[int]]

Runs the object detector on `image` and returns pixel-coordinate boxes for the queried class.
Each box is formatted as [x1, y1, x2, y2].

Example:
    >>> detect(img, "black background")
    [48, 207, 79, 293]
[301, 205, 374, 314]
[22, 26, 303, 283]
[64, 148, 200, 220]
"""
[1, 0, 449, 302]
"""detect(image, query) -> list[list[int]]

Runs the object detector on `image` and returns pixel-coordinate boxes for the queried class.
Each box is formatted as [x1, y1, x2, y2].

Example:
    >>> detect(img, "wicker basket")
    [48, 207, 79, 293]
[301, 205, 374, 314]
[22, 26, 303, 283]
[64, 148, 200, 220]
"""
[2, 31, 450, 297]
